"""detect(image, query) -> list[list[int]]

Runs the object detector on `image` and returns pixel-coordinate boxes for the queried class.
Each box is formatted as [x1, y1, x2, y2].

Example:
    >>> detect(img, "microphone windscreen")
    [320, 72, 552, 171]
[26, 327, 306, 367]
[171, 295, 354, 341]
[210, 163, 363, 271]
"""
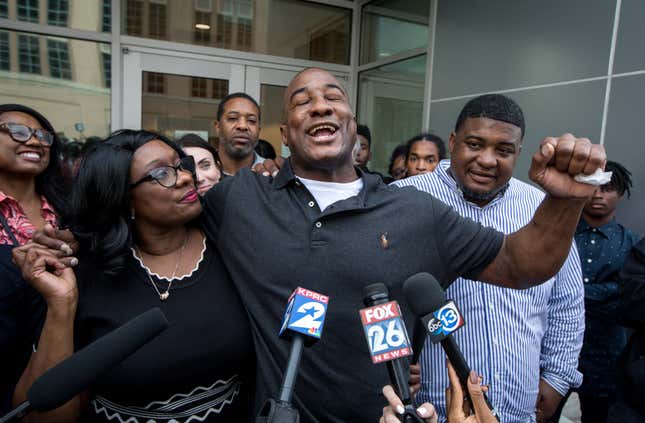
[403, 273, 446, 315]
[27, 307, 168, 412]
[362, 283, 389, 306]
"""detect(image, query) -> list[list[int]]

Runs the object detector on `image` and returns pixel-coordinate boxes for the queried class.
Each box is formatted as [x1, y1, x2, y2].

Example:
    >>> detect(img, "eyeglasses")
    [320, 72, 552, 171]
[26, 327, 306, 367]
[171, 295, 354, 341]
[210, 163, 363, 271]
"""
[130, 155, 196, 189]
[0, 122, 54, 146]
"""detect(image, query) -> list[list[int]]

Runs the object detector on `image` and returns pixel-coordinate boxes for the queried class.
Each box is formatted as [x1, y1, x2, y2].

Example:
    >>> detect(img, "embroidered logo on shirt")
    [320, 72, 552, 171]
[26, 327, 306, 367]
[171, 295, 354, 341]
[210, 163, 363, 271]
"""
[379, 232, 389, 249]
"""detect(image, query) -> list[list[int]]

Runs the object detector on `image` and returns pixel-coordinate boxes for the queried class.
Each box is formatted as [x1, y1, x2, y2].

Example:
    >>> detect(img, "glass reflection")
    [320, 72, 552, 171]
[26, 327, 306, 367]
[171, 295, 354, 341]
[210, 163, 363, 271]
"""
[121, 0, 351, 65]
[0, 30, 111, 142]
[357, 55, 427, 174]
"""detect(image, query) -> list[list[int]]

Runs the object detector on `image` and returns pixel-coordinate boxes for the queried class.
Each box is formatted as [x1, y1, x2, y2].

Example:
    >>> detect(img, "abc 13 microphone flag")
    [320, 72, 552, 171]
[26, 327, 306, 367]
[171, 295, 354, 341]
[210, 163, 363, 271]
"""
[423, 301, 465, 344]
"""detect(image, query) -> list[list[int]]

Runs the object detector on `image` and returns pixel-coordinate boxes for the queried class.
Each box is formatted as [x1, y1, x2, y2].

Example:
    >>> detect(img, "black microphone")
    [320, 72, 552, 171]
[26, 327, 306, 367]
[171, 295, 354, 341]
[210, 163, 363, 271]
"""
[0, 307, 168, 423]
[361, 283, 423, 423]
[256, 287, 329, 423]
[362, 283, 412, 404]
[410, 319, 426, 365]
[403, 273, 500, 421]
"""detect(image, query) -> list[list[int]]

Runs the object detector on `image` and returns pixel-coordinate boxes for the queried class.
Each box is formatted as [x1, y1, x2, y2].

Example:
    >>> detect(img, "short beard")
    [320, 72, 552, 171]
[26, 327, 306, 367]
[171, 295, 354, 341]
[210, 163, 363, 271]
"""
[223, 141, 255, 160]
[458, 182, 509, 205]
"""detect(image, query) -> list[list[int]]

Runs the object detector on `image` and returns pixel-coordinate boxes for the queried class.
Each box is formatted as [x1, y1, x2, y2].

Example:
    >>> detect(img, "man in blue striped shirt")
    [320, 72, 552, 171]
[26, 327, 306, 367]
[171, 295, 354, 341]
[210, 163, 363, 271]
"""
[394, 94, 584, 423]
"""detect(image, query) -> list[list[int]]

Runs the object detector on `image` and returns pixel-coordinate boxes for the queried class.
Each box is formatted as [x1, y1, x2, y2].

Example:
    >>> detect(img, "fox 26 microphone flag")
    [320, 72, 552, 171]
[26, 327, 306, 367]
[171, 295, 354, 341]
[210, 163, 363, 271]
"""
[359, 300, 412, 364]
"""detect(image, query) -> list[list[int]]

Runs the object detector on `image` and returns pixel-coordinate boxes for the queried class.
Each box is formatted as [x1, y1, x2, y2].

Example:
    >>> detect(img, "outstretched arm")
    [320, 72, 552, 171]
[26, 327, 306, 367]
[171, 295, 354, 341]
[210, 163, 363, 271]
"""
[479, 134, 605, 288]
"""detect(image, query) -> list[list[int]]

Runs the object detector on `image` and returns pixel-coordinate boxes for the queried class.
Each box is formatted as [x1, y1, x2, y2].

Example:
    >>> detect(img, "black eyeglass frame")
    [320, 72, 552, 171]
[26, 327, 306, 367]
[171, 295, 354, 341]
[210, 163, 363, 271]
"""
[0, 122, 54, 146]
[130, 155, 196, 189]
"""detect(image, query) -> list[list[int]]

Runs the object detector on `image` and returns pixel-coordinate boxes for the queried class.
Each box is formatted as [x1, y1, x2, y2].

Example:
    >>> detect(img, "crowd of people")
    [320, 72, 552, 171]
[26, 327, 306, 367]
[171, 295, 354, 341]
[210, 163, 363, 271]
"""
[0, 67, 643, 423]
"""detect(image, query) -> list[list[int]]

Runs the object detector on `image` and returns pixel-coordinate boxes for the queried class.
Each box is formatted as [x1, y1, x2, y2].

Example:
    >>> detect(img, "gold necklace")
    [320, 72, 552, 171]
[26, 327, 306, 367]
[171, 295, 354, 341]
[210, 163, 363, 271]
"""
[135, 231, 189, 301]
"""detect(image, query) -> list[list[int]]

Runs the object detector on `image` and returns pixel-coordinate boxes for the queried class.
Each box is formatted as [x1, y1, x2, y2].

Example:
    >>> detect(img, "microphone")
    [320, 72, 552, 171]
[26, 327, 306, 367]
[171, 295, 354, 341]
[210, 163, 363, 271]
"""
[403, 273, 499, 421]
[256, 287, 329, 423]
[0, 307, 168, 422]
[360, 283, 423, 423]
[410, 319, 426, 365]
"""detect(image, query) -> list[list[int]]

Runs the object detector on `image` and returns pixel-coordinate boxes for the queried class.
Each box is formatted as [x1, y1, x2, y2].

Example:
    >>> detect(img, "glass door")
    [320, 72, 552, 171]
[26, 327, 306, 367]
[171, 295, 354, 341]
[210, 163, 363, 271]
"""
[246, 67, 297, 157]
[121, 47, 244, 143]
[121, 48, 350, 155]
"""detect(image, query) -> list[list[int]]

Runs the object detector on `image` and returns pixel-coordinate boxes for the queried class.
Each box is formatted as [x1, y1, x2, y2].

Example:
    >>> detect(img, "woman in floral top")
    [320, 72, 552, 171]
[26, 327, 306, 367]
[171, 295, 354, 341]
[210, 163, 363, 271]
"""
[0, 104, 67, 412]
[0, 104, 67, 246]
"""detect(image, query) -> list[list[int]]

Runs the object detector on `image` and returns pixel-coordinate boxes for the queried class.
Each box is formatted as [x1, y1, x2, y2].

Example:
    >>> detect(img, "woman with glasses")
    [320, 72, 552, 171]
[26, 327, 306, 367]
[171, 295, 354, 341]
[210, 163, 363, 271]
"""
[12, 130, 254, 422]
[0, 104, 67, 246]
[0, 104, 66, 413]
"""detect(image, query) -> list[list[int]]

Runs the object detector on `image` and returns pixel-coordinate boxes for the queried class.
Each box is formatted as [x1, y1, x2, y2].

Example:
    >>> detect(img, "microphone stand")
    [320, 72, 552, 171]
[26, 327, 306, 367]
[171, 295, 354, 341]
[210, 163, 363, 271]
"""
[0, 402, 30, 422]
[255, 336, 303, 423]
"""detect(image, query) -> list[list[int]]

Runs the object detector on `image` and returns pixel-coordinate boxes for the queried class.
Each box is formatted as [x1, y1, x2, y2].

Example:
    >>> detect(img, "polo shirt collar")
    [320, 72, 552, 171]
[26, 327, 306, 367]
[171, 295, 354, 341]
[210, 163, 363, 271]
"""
[274, 159, 382, 201]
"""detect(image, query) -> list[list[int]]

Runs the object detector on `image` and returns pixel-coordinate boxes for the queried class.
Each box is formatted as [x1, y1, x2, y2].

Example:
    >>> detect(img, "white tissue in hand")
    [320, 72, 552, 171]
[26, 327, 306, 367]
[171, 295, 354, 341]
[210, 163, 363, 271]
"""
[574, 168, 612, 185]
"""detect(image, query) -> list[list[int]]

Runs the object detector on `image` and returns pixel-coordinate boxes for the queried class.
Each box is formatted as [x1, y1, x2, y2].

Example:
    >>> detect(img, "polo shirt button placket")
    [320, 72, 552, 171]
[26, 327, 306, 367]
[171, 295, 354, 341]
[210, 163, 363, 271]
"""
[308, 201, 315, 208]
[315, 221, 322, 229]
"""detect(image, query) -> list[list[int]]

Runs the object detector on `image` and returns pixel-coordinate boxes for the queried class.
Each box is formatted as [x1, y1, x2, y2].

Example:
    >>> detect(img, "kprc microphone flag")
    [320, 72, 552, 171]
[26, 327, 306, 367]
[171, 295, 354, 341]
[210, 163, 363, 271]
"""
[279, 287, 329, 340]
[359, 300, 412, 364]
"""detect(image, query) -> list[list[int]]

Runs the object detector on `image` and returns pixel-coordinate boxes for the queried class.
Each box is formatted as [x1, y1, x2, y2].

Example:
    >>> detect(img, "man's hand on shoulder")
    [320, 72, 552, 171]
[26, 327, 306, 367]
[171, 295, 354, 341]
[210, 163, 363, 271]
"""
[252, 156, 285, 177]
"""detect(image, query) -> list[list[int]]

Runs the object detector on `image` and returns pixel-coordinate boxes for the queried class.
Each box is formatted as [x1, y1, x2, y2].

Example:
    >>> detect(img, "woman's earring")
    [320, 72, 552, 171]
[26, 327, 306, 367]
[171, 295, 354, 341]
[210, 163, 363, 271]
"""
[130, 209, 135, 220]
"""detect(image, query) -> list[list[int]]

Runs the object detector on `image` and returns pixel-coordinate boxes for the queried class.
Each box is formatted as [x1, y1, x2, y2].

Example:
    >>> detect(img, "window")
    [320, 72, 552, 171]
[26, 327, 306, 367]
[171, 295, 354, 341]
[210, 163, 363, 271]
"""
[17, 0, 39, 23]
[102, 0, 111, 32]
[212, 79, 228, 100]
[126, 0, 143, 36]
[149, 1, 167, 39]
[216, 14, 232, 48]
[146, 72, 165, 94]
[191, 77, 207, 98]
[237, 17, 252, 51]
[310, 26, 348, 64]
[0, 0, 8, 19]
[47, 0, 69, 27]
[218, 0, 233, 16]
[0, 31, 9, 71]
[101, 52, 111, 88]
[18, 34, 40, 74]
[121, 0, 350, 65]
[1, 32, 111, 140]
[47, 38, 71, 79]
[194, 11, 211, 44]
[237, 0, 253, 19]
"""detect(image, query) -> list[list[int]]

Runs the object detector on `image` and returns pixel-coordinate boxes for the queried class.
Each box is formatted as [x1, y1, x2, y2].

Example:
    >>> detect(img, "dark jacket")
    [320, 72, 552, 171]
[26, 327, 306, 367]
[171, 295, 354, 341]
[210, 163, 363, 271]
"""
[612, 237, 645, 420]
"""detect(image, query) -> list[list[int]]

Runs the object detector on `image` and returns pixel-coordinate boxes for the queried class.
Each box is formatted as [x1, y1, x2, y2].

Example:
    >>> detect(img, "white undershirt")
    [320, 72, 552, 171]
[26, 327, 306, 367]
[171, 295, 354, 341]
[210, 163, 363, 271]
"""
[296, 176, 364, 211]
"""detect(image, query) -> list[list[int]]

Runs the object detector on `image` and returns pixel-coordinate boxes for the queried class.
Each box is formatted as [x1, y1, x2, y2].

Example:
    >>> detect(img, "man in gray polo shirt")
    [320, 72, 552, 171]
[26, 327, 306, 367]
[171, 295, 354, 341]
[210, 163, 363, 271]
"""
[199, 68, 605, 422]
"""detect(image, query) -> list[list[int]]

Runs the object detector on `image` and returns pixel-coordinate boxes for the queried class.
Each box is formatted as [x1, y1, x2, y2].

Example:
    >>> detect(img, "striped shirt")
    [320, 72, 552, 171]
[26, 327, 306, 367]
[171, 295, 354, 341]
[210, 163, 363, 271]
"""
[394, 160, 584, 423]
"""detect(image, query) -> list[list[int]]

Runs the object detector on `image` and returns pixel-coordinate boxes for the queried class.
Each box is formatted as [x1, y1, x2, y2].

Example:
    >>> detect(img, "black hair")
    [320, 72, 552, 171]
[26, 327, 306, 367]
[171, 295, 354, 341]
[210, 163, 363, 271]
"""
[216, 92, 261, 122]
[177, 133, 221, 167]
[61, 141, 83, 161]
[62, 129, 186, 275]
[454, 94, 525, 139]
[388, 143, 408, 176]
[81, 136, 102, 157]
[604, 160, 633, 198]
[405, 133, 447, 161]
[255, 139, 277, 160]
[0, 103, 69, 217]
[356, 125, 372, 149]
